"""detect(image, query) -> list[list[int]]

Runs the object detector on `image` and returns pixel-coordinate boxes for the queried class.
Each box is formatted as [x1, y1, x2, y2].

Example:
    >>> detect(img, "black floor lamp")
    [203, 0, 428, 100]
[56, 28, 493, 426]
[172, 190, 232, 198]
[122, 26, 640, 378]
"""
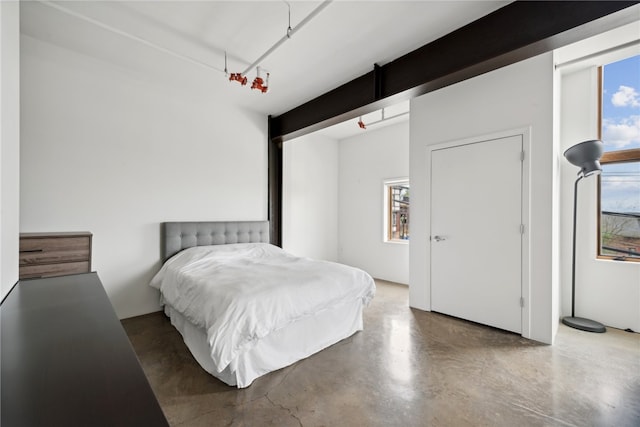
[562, 139, 606, 333]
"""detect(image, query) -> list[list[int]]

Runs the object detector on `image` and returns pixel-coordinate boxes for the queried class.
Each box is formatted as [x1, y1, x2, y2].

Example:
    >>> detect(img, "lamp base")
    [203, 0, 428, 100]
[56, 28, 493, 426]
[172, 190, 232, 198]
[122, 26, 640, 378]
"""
[562, 316, 606, 333]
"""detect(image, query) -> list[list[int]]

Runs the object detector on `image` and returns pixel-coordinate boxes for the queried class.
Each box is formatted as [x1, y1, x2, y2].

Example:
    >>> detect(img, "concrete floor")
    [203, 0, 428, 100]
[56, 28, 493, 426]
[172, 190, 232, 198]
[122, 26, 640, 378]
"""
[123, 280, 640, 427]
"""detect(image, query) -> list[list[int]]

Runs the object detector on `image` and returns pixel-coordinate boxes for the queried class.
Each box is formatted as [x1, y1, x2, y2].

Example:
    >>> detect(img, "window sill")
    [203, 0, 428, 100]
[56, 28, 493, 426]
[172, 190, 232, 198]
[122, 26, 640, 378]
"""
[596, 255, 640, 264]
[384, 239, 409, 245]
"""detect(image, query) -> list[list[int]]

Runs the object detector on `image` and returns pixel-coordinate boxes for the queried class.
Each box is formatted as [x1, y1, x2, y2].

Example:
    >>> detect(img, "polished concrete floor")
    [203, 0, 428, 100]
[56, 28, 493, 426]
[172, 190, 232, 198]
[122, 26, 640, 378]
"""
[122, 280, 640, 427]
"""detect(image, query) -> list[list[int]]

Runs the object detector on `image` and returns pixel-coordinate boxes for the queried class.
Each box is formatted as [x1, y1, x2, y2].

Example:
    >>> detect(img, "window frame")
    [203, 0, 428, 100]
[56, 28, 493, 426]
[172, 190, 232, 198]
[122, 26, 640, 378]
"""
[597, 65, 640, 262]
[383, 178, 410, 244]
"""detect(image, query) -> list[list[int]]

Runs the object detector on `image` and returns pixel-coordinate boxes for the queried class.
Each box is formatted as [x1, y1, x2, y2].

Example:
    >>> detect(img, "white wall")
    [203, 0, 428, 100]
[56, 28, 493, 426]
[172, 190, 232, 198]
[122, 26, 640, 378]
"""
[560, 67, 640, 332]
[338, 121, 410, 284]
[410, 53, 558, 344]
[282, 121, 410, 281]
[20, 36, 267, 318]
[282, 133, 338, 261]
[0, 0, 20, 301]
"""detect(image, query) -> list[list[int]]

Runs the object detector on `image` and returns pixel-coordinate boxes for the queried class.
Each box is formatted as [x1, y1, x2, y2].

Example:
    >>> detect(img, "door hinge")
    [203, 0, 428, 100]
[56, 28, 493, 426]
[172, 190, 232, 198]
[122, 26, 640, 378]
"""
[520, 297, 525, 308]
[520, 224, 525, 235]
[520, 151, 525, 161]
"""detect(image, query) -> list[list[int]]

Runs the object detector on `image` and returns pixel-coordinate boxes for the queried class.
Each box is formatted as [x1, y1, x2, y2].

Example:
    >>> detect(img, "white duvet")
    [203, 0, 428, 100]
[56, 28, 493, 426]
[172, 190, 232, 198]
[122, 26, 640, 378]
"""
[149, 243, 375, 373]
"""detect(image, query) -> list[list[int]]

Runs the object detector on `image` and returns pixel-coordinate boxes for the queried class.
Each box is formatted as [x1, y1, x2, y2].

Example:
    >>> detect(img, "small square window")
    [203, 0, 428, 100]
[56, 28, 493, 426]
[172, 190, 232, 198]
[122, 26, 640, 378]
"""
[384, 179, 409, 242]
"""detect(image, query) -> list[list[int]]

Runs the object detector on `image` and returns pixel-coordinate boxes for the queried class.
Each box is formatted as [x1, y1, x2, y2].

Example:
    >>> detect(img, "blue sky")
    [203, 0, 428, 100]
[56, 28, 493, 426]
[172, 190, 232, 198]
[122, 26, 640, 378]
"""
[602, 55, 640, 151]
[601, 54, 639, 214]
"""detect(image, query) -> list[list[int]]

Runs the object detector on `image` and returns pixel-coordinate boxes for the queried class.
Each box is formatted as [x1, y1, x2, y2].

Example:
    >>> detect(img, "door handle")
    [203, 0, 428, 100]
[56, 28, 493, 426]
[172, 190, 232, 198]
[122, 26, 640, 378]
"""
[432, 235, 446, 242]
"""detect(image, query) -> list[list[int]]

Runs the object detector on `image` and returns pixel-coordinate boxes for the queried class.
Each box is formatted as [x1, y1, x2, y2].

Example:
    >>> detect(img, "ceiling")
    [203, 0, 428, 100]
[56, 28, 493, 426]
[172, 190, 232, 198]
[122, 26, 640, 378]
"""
[20, 1, 509, 135]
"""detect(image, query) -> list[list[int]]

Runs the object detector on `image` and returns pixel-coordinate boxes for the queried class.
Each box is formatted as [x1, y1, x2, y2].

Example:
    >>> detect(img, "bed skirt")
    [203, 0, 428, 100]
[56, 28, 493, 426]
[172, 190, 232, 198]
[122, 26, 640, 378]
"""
[164, 298, 364, 388]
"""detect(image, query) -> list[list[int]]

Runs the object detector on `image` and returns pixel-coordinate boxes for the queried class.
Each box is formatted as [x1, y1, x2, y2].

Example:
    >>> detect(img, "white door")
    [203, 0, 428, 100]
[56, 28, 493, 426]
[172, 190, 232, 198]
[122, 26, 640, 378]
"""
[431, 135, 523, 333]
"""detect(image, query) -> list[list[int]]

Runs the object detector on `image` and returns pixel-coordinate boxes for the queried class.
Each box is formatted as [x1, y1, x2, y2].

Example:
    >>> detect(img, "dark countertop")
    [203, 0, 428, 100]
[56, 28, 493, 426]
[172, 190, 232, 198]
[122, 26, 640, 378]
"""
[1, 273, 169, 427]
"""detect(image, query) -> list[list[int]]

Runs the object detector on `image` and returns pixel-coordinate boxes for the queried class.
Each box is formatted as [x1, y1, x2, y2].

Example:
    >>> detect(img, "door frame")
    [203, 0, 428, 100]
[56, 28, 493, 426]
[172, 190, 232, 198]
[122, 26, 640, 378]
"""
[425, 127, 532, 339]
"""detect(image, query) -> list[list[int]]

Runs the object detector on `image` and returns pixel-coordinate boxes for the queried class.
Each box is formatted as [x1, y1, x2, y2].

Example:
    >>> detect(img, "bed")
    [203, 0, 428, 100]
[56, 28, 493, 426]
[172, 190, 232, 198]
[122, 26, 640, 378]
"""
[149, 221, 375, 388]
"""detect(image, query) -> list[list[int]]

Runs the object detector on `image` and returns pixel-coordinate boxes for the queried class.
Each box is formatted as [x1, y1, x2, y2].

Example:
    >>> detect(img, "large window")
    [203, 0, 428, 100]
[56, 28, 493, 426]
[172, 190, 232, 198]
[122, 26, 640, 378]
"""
[384, 179, 410, 242]
[599, 55, 640, 261]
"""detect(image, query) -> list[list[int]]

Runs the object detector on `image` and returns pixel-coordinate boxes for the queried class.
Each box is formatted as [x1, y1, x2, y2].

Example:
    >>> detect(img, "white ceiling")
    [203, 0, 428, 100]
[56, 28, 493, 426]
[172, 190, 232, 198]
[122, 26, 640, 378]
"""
[20, 1, 509, 130]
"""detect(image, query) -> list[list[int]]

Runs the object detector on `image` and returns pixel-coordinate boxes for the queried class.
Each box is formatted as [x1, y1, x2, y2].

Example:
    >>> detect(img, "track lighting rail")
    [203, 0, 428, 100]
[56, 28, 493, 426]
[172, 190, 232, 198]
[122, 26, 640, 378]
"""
[240, 0, 333, 76]
[357, 109, 409, 130]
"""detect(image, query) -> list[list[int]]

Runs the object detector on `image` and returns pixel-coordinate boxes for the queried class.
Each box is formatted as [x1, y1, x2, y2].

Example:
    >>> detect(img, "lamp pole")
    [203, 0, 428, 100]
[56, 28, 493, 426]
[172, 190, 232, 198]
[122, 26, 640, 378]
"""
[562, 174, 606, 333]
[570, 175, 583, 318]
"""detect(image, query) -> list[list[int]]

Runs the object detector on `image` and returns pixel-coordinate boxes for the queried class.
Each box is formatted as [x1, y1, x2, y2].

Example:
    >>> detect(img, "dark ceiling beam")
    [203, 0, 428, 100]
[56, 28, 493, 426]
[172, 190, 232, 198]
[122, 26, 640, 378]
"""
[269, 1, 639, 142]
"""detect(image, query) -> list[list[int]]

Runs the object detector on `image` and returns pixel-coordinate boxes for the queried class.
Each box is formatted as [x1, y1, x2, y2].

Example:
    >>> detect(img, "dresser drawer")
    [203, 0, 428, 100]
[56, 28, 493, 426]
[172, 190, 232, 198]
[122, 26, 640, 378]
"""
[19, 232, 92, 279]
[19, 237, 91, 265]
[19, 261, 91, 280]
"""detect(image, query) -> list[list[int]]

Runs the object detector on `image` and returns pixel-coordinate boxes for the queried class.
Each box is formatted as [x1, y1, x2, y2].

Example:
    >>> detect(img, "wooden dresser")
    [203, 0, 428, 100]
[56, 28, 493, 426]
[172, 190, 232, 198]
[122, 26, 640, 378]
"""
[19, 231, 92, 279]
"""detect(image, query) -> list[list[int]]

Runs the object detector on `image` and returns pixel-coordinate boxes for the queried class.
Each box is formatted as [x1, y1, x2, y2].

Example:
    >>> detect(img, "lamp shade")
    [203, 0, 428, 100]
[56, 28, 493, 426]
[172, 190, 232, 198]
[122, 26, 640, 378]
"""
[564, 139, 603, 177]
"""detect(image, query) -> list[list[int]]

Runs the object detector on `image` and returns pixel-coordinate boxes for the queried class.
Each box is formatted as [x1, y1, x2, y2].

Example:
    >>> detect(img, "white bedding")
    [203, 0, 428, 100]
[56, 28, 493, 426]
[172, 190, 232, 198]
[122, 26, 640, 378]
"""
[150, 243, 375, 383]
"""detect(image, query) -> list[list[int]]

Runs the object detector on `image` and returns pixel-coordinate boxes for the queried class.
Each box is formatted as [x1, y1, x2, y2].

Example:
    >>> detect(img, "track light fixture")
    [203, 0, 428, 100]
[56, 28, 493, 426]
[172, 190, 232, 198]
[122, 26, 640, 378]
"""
[251, 67, 270, 93]
[226, 51, 249, 86]
[229, 73, 248, 86]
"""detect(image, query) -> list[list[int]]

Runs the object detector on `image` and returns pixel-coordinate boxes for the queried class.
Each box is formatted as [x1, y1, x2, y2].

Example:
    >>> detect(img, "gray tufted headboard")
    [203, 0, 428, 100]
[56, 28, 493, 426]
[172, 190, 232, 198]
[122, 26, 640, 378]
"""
[161, 221, 270, 262]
